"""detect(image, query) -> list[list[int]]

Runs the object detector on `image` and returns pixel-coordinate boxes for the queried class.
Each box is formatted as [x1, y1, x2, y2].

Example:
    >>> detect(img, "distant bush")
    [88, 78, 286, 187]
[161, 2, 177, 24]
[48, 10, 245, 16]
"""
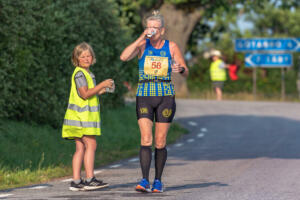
[0, 0, 135, 127]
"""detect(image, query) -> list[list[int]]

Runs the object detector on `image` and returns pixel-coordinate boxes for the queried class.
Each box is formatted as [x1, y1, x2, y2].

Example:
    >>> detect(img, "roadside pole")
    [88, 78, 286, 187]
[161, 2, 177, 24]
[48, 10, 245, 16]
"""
[253, 68, 256, 99]
[281, 67, 285, 101]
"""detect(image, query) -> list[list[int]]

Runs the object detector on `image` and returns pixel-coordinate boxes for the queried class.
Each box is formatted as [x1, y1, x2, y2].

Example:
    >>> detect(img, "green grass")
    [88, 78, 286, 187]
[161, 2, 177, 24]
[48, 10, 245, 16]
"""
[0, 105, 187, 190]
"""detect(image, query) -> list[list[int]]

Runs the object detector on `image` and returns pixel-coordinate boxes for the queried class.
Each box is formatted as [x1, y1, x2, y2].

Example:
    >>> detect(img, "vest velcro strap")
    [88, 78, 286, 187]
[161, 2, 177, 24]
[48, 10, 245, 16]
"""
[64, 119, 100, 128]
[68, 104, 100, 112]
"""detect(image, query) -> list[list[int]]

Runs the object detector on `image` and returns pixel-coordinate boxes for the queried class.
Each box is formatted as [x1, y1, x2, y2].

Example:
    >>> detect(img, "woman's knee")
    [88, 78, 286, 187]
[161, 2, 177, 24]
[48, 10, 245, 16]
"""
[155, 136, 166, 149]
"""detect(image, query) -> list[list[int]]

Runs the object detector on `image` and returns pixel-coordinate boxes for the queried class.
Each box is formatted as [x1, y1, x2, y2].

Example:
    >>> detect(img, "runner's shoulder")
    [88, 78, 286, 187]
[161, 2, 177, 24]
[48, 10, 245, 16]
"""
[169, 41, 179, 50]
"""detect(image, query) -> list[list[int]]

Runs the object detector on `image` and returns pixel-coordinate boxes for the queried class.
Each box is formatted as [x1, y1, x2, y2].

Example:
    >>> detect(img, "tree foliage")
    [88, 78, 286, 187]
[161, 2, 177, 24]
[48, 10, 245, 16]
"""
[0, 0, 132, 127]
[188, 0, 300, 98]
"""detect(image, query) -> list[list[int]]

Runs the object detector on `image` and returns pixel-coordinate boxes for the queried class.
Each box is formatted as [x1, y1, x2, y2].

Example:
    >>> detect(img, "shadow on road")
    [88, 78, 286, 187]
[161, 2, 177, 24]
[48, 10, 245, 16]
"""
[174, 114, 300, 160]
[166, 182, 228, 191]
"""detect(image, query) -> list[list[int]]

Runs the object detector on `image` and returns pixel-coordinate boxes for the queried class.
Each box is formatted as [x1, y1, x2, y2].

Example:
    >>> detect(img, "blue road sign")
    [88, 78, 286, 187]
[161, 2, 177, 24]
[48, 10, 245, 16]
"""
[245, 53, 293, 67]
[235, 38, 300, 52]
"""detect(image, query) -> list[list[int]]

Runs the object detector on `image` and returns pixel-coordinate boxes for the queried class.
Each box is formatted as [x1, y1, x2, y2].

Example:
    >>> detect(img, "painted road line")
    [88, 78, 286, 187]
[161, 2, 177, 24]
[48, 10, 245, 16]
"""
[174, 143, 183, 147]
[187, 139, 195, 143]
[129, 158, 139, 162]
[197, 133, 205, 138]
[94, 170, 102, 175]
[201, 128, 208, 132]
[61, 178, 73, 182]
[188, 121, 198, 126]
[0, 194, 13, 198]
[109, 164, 122, 168]
[29, 185, 49, 190]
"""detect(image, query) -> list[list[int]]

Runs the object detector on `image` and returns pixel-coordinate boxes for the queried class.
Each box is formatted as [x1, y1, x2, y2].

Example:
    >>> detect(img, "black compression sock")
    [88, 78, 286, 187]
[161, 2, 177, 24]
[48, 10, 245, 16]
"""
[154, 147, 167, 181]
[139, 146, 152, 181]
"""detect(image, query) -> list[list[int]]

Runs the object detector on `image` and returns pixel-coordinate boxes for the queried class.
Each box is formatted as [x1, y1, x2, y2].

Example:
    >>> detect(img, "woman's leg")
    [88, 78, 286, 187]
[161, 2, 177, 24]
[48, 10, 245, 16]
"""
[73, 138, 85, 180]
[138, 118, 153, 181]
[82, 135, 97, 179]
[154, 122, 170, 180]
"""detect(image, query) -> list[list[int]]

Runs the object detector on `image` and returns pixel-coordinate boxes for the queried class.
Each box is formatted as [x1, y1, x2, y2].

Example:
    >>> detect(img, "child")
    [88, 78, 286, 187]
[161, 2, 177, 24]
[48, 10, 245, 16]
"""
[62, 42, 114, 191]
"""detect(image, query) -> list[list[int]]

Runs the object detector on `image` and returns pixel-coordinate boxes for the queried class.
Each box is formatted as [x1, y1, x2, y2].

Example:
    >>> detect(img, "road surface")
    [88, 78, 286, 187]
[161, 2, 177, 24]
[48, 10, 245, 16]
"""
[1, 99, 300, 200]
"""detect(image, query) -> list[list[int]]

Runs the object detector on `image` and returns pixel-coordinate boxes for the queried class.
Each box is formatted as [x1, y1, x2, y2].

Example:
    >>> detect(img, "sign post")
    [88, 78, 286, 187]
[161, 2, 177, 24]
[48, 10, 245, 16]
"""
[235, 38, 296, 100]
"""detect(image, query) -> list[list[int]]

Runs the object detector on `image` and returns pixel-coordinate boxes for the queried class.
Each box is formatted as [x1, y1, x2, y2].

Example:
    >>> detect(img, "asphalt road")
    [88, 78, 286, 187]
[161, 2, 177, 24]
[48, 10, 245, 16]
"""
[1, 99, 300, 200]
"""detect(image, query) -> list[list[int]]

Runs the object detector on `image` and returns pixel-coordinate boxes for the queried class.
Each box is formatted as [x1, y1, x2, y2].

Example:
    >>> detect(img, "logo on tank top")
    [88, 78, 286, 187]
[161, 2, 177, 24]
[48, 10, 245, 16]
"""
[162, 108, 172, 118]
[160, 51, 166, 57]
[148, 50, 153, 55]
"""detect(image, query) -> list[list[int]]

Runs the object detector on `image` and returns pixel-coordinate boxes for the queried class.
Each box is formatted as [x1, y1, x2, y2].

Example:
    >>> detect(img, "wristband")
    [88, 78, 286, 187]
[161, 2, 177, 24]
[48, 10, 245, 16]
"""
[179, 67, 185, 74]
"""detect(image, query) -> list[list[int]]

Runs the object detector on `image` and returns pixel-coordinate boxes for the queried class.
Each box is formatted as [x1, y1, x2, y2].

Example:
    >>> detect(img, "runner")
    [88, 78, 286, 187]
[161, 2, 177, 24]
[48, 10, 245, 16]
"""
[120, 10, 189, 193]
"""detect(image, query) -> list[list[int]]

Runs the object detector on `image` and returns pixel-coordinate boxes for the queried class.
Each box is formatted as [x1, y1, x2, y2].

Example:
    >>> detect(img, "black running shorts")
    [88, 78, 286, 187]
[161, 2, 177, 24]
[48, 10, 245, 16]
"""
[136, 96, 176, 123]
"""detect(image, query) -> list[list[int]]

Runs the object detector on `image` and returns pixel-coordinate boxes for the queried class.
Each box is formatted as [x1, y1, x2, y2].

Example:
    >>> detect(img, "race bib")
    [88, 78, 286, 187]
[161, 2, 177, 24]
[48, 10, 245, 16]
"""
[144, 56, 169, 77]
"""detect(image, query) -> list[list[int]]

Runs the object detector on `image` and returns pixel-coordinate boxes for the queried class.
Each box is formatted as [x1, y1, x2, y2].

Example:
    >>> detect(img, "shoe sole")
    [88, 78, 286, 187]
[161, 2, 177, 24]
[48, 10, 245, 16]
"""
[135, 185, 151, 193]
[84, 183, 109, 191]
[152, 189, 163, 193]
[69, 187, 85, 191]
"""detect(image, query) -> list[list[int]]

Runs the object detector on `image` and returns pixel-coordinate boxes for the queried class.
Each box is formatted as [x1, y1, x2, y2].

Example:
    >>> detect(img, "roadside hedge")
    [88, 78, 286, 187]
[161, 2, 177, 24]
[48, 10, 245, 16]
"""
[0, 0, 134, 127]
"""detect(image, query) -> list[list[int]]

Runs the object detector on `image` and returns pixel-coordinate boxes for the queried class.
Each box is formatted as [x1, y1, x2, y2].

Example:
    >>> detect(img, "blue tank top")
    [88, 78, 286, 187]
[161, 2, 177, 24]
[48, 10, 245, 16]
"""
[136, 39, 175, 96]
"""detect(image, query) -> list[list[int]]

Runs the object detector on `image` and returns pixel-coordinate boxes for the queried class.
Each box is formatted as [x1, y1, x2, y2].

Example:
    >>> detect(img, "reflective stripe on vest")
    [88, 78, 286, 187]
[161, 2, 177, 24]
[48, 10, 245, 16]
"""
[62, 67, 101, 138]
[64, 119, 100, 128]
[67, 104, 100, 112]
[210, 59, 226, 81]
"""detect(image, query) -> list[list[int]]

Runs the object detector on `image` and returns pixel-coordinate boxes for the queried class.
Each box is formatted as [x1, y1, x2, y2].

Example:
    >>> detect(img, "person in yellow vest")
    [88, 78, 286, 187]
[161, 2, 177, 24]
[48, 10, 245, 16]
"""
[62, 42, 114, 191]
[209, 50, 227, 101]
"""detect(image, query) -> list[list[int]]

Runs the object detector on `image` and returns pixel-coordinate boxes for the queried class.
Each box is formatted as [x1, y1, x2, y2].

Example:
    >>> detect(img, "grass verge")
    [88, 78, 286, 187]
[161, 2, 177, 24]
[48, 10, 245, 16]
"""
[0, 105, 187, 190]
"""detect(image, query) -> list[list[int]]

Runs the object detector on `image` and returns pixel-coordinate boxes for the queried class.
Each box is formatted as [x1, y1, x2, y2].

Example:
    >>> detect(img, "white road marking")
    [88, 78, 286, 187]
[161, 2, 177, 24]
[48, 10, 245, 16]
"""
[188, 121, 198, 126]
[128, 158, 139, 162]
[197, 133, 205, 138]
[29, 185, 49, 189]
[94, 170, 102, 174]
[174, 143, 183, 147]
[187, 139, 195, 143]
[61, 178, 73, 182]
[109, 164, 122, 168]
[201, 128, 208, 132]
[0, 194, 13, 198]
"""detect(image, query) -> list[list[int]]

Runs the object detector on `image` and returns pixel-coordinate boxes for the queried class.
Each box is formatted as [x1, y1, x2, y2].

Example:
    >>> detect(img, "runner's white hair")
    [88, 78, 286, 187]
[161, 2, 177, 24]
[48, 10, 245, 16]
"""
[144, 10, 164, 28]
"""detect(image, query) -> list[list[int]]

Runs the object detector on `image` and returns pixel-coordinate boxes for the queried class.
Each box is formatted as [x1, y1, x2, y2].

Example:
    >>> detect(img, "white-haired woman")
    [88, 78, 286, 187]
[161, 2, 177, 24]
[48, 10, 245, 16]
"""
[120, 10, 188, 193]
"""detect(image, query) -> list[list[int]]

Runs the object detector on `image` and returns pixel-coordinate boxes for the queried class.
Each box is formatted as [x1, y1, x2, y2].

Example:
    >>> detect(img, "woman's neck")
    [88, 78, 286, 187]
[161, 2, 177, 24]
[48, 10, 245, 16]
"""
[150, 39, 164, 49]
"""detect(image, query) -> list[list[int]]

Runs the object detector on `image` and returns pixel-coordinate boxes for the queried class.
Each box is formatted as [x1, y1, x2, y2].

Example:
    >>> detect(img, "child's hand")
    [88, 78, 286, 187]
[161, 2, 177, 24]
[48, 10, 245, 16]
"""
[98, 88, 106, 95]
[102, 79, 114, 88]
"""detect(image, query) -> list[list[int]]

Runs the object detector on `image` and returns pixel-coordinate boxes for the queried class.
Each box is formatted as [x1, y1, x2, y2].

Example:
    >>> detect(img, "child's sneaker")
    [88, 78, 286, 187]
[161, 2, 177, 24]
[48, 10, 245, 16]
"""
[135, 178, 151, 192]
[151, 179, 163, 193]
[69, 179, 85, 191]
[84, 177, 109, 191]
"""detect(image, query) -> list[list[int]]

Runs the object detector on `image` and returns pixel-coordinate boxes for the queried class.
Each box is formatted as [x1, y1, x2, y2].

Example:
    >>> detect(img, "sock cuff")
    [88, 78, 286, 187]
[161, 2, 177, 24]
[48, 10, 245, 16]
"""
[155, 147, 166, 151]
[141, 145, 152, 149]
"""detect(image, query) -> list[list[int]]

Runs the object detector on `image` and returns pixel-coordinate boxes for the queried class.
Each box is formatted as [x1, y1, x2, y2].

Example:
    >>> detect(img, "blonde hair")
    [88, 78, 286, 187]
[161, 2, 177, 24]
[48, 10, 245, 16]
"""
[71, 42, 96, 67]
[144, 10, 164, 28]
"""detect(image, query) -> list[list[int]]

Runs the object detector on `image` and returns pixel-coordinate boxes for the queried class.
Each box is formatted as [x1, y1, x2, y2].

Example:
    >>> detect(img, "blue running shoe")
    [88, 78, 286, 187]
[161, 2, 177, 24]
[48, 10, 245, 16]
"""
[135, 178, 151, 192]
[152, 179, 163, 193]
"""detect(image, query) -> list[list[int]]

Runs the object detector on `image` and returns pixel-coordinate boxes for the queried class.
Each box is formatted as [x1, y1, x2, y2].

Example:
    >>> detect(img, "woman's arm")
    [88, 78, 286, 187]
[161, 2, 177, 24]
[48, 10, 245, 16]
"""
[78, 79, 113, 100]
[170, 41, 189, 77]
[120, 32, 147, 61]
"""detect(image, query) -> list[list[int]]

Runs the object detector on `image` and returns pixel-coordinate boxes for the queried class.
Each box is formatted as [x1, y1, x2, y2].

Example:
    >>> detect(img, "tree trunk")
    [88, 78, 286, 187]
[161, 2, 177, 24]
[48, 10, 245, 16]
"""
[159, 3, 204, 97]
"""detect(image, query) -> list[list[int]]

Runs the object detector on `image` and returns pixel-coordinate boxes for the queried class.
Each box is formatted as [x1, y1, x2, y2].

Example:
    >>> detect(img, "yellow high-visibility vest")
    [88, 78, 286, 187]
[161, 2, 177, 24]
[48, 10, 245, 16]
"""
[62, 67, 101, 139]
[210, 59, 226, 81]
